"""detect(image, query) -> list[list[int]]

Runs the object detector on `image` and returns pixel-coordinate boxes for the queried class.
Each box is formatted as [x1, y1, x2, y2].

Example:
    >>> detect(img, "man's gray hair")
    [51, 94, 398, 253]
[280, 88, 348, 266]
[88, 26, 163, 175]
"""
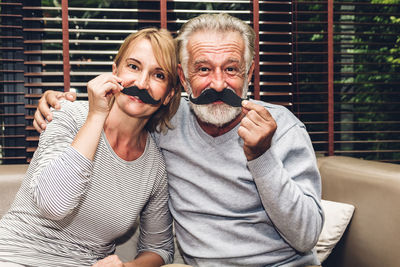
[176, 13, 255, 77]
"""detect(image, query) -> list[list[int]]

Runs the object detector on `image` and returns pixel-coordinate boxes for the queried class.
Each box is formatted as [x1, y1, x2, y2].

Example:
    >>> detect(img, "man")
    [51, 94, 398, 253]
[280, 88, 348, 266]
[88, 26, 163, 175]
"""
[34, 13, 324, 267]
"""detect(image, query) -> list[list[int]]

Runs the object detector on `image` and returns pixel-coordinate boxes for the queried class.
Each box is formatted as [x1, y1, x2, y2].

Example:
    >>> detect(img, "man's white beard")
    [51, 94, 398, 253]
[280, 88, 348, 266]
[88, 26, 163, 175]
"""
[187, 83, 248, 127]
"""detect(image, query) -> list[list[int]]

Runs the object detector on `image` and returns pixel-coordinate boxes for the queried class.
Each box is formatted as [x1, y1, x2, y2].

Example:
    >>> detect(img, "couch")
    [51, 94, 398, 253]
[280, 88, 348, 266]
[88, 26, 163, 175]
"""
[1, 156, 400, 266]
[318, 156, 400, 267]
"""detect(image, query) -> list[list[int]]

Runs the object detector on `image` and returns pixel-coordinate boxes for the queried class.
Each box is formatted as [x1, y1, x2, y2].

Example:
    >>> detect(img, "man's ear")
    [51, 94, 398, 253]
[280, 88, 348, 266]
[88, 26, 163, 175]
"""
[112, 62, 117, 75]
[247, 60, 255, 84]
[177, 64, 189, 93]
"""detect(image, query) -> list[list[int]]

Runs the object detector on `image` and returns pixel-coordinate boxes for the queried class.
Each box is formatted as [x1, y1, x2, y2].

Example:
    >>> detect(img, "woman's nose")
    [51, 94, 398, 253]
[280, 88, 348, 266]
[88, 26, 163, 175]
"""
[135, 72, 150, 89]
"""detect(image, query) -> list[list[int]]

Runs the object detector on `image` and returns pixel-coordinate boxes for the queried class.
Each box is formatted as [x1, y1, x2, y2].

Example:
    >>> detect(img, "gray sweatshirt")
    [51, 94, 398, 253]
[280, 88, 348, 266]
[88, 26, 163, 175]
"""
[154, 98, 324, 266]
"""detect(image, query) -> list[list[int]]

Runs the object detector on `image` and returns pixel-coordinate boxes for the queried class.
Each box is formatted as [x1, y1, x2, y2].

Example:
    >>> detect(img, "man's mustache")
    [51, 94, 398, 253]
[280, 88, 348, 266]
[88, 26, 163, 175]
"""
[189, 88, 245, 107]
[121, 85, 161, 105]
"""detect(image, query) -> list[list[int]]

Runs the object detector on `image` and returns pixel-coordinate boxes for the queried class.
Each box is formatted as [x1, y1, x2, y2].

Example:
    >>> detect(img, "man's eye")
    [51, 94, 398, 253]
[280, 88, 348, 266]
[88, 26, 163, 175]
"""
[226, 67, 236, 73]
[199, 67, 209, 72]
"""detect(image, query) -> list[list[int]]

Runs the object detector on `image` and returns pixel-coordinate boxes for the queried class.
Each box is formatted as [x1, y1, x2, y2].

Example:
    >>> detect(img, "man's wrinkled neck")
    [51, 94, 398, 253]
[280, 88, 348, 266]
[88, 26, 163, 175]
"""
[195, 111, 245, 137]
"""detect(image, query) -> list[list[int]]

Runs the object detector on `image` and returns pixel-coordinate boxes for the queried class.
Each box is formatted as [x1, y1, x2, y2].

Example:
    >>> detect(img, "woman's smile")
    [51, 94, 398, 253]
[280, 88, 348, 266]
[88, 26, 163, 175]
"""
[128, 95, 144, 104]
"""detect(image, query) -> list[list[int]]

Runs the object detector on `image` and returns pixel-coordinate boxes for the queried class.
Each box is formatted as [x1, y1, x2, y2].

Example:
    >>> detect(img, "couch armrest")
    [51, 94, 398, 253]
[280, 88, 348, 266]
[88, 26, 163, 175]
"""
[0, 164, 28, 217]
[319, 156, 400, 267]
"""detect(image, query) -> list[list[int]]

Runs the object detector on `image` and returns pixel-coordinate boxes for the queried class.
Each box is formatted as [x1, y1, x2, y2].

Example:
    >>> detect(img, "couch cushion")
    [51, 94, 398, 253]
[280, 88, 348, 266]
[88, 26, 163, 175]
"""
[316, 199, 354, 263]
[0, 165, 27, 217]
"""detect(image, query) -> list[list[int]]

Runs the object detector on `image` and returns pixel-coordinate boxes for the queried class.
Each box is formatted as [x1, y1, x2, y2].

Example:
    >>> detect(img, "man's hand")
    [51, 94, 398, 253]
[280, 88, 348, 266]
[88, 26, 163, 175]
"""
[238, 100, 277, 161]
[33, 90, 76, 132]
[91, 255, 125, 267]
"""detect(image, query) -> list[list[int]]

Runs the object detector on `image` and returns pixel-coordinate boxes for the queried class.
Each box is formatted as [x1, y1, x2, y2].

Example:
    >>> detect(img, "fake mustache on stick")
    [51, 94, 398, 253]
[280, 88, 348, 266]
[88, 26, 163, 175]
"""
[121, 85, 161, 105]
[189, 88, 246, 107]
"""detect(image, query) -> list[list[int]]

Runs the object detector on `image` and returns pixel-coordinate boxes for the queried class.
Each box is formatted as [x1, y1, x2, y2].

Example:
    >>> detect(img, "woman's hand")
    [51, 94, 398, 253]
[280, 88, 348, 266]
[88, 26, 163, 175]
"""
[71, 73, 123, 161]
[87, 73, 123, 118]
[91, 255, 125, 267]
[91, 252, 166, 267]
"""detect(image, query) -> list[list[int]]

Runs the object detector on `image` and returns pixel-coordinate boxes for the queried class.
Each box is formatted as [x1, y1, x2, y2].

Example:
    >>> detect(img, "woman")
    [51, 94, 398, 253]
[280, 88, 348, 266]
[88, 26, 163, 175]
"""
[0, 28, 181, 267]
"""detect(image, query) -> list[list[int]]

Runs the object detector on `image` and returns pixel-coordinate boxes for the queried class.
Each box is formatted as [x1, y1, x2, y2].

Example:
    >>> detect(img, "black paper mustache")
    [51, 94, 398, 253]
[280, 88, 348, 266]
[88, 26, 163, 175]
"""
[121, 85, 161, 105]
[189, 88, 245, 107]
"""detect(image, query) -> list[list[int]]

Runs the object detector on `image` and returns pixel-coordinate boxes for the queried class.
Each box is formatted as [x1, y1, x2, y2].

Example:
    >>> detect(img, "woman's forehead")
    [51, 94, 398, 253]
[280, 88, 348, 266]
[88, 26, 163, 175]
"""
[122, 39, 160, 65]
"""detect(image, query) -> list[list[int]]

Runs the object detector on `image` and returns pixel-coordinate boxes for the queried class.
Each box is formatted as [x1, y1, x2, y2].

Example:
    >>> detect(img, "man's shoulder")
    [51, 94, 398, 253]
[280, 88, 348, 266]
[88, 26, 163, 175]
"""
[170, 97, 191, 123]
[178, 97, 191, 112]
[152, 98, 191, 142]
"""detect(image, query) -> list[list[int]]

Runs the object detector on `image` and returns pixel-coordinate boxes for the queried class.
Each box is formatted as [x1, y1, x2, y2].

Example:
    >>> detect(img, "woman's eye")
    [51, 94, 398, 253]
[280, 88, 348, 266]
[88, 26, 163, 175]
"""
[226, 67, 236, 73]
[128, 64, 138, 70]
[156, 73, 165, 80]
[200, 67, 209, 72]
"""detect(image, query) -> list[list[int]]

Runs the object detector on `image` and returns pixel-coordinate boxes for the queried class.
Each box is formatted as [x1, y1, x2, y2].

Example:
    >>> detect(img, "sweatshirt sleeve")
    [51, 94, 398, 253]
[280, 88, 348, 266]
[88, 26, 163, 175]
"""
[30, 101, 93, 220]
[247, 123, 324, 252]
[137, 165, 174, 264]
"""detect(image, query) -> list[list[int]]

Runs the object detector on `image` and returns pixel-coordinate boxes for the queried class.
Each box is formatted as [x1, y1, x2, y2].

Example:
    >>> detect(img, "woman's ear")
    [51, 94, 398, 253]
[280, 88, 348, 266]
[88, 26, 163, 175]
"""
[112, 62, 118, 75]
[163, 89, 175, 106]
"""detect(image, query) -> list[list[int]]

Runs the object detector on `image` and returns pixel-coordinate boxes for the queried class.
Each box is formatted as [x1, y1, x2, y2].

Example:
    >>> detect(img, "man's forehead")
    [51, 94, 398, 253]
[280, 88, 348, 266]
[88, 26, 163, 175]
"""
[188, 30, 243, 46]
[187, 31, 245, 59]
[193, 57, 240, 65]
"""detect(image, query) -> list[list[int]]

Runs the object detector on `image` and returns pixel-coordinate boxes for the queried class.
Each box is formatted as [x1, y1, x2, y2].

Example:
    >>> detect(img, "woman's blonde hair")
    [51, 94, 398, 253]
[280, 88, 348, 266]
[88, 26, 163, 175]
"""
[114, 28, 180, 133]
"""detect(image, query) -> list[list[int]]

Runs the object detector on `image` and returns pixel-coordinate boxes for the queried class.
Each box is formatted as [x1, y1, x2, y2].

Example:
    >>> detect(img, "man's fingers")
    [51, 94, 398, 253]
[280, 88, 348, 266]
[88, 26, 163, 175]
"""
[33, 118, 44, 133]
[238, 125, 250, 140]
[37, 97, 53, 122]
[45, 91, 64, 110]
[244, 110, 267, 127]
[241, 100, 273, 121]
[33, 108, 48, 131]
[65, 91, 77, 101]
[239, 115, 253, 130]
[33, 90, 77, 134]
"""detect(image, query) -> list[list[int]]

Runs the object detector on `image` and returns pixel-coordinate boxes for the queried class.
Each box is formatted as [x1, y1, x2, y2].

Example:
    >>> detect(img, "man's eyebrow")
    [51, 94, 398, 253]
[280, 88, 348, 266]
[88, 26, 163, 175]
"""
[193, 59, 209, 65]
[226, 58, 240, 64]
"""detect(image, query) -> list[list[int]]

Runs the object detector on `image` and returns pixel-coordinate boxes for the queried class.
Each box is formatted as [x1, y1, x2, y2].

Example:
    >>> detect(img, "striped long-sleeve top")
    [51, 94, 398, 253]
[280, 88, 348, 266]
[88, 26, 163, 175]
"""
[0, 100, 174, 267]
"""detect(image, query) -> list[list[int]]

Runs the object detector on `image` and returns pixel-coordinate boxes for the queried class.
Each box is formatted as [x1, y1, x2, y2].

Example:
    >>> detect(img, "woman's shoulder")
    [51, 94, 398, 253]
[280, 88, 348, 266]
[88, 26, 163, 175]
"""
[57, 99, 88, 112]
[53, 100, 89, 123]
[147, 134, 165, 162]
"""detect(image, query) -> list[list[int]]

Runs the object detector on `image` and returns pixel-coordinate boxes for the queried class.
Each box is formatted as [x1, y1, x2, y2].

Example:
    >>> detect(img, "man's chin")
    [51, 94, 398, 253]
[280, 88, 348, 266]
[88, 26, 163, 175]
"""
[189, 102, 242, 128]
